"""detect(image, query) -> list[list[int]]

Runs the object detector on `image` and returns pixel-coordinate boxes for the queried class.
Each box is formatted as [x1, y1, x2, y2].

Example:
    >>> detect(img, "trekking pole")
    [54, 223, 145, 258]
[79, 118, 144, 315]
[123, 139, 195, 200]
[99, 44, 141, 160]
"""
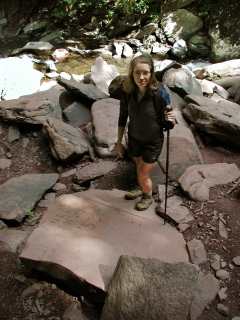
[164, 106, 172, 225]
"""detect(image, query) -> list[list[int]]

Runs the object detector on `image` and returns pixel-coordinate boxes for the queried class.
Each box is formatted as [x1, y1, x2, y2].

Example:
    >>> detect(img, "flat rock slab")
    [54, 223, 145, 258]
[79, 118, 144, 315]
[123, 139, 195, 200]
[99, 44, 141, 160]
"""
[0, 173, 59, 223]
[20, 189, 189, 303]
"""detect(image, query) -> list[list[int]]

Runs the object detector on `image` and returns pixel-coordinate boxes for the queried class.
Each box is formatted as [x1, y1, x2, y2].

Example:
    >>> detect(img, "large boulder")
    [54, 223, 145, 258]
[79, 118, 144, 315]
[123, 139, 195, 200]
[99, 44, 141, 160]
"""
[163, 67, 203, 97]
[178, 163, 240, 201]
[0, 173, 59, 223]
[42, 117, 91, 162]
[161, 9, 203, 44]
[183, 96, 240, 149]
[90, 56, 119, 95]
[91, 98, 120, 158]
[101, 255, 199, 320]
[0, 99, 62, 125]
[159, 124, 204, 181]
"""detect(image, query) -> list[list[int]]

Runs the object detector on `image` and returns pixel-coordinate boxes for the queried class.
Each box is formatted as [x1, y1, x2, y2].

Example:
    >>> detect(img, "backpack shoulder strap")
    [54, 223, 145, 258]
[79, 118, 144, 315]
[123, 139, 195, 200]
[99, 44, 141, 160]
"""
[153, 84, 171, 118]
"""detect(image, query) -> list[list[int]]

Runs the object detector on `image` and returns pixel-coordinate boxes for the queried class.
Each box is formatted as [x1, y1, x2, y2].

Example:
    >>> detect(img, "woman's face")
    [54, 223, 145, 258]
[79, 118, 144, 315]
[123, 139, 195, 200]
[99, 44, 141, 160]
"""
[133, 62, 151, 91]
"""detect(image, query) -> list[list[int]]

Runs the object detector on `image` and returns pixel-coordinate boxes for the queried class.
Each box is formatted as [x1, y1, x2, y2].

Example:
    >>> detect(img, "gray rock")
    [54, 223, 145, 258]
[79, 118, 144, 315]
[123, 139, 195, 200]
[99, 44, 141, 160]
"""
[217, 303, 229, 316]
[74, 161, 118, 185]
[42, 117, 91, 162]
[101, 255, 199, 320]
[0, 173, 59, 223]
[0, 228, 30, 253]
[211, 254, 221, 271]
[183, 96, 240, 148]
[156, 195, 194, 225]
[159, 124, 203, 182]
[19, 189, 189, 303]
[90, 56, 119, 95]
[195, 59, 240, 80]
[23, 21, 49, 35]
[21, 83, 63, 104]
[8, 125, 20, 142]
[22, 41, 53, 51]
[0, 99, 62, 125]
[216, 269, 230, 280]
[161, 9, 203, 43]
[163, 67, 203, 97]
[187, 238, 207, 265]
[0, 158, 11, 170]
[190, 271, 220, 320]
[91, 98, 120, 158]
[58, 79, 109, 104]
[233, 256, 240, 266]
[219, 220, 228, 239]
[63, 100, 92, 128]
[218, 287, 227, 301]
[178, 163, 240, 202]
[63, 302, 85, 320]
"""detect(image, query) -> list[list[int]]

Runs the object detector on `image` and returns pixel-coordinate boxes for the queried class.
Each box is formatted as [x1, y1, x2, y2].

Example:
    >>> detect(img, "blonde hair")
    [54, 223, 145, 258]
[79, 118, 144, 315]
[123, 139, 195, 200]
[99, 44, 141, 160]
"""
[123, 54, 158, 94]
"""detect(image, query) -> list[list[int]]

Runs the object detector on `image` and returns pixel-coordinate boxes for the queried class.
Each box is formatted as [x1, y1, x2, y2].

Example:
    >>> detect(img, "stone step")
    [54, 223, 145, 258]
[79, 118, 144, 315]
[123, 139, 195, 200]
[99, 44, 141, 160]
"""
[20, 189, 189, 303]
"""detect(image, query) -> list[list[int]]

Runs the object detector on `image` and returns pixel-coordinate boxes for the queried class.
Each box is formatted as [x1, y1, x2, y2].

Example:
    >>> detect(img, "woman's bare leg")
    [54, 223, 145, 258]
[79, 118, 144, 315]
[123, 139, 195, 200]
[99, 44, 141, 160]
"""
[134, 157, 155, 194]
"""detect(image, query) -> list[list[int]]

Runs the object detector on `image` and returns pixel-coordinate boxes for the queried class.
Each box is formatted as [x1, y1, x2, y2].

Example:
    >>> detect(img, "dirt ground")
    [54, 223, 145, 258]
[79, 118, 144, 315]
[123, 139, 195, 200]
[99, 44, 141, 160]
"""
[0, 121, 240, 320]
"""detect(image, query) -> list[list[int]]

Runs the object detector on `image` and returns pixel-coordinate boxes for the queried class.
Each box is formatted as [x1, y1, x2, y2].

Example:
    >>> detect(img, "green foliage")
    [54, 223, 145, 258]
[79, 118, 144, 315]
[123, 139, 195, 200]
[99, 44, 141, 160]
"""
[27, 211, 35, 218]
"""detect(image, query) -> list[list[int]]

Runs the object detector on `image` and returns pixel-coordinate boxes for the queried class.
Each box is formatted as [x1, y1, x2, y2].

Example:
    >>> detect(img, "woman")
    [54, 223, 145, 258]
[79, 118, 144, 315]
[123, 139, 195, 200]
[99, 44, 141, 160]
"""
[116, 54, 176, 211]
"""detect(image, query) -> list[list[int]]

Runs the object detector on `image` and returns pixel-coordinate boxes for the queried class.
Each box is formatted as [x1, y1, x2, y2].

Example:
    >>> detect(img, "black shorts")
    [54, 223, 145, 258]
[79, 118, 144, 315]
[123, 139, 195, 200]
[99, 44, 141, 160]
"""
[128, 134, 164, 164]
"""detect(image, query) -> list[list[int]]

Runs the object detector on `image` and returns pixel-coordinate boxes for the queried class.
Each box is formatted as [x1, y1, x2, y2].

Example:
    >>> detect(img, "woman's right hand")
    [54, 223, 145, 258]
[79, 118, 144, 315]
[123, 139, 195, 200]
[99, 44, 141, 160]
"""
[116, 143, 124, 158]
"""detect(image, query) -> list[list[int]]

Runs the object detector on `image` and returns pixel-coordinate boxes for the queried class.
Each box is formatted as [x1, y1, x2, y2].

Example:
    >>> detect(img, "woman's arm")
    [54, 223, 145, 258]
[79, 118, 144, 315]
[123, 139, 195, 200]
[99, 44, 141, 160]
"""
[116, 126, 125, 158]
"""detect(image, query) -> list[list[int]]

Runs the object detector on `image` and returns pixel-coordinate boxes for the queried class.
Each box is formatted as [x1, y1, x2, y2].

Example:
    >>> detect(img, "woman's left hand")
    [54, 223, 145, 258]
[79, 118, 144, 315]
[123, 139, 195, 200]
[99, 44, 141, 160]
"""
[165, 110, 176, 125]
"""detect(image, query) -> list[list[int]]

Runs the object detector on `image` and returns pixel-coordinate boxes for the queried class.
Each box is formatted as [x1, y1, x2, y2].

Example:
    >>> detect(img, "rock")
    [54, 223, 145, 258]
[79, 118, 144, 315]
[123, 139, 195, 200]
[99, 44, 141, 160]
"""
[219, 220, 228, 239]
[74, 161, 118, 185]
[190, 271, 220, 320]
[8, 125, 20, 142]
[161, 9, 203, 43]
[62, 302, 85, 320]
[23, 20, 48, 34]
[171, 39, 187, 59]
[0, 229, 30, 253]
[21, 282, 44, 297]
[187, 238, 207, 265]
[90, 56, 119, 95]
[183, 96, 240, 148]
[101, 255, 199, 320]
[217, 303, 229, 316]
[162, 67, 202, 98]
[156, 195, 194, 225]
[159, 124, 203, 181]
[21, 81, 63, 104]
[19, 189, 189, 303]
[0, 173, 59, 223]
[63, 100, 92, 128]
[91, 98, 121, 158]
[52, 48, 69, 62]
[232, 256, 240, 266]
[0, 99, 62, 125]
[22, 41, 53, 51]
[218, 287, 227, 301]
[211, 254, 221, 271]
[0, 158, 11, 170]
[178, 163, 240, 202]
[194, 59, 240, 80]
[216, 269, 230, 280]
[42, 117, 91, 162]
[58, 79, 109, 104]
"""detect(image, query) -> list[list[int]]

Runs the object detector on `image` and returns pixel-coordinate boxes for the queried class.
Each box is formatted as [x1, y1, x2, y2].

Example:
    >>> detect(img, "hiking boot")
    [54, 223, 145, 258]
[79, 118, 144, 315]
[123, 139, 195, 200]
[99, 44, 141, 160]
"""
[136, 193, 153, 211]
[125, 184, 142, 200]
